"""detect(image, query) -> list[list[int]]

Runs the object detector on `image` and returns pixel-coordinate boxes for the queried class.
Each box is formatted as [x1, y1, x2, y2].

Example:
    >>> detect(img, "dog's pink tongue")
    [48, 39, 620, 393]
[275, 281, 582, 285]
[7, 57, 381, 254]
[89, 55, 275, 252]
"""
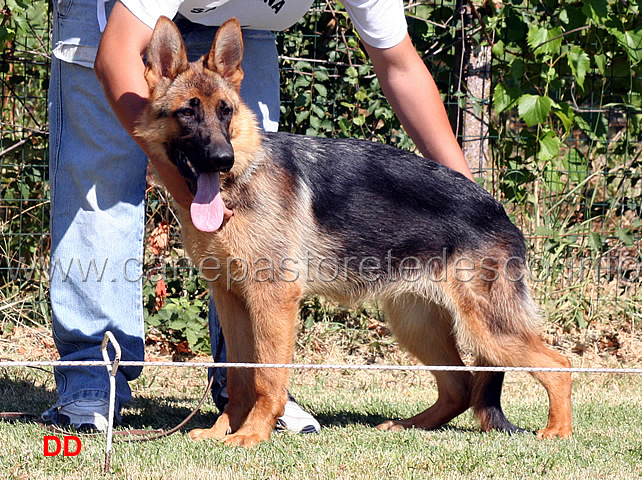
[190, 173, 224, 232]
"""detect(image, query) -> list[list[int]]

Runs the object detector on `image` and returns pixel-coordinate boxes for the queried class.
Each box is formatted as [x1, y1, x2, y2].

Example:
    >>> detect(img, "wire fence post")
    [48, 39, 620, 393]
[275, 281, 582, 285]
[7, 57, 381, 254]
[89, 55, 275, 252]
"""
[101, 331, 121, 474]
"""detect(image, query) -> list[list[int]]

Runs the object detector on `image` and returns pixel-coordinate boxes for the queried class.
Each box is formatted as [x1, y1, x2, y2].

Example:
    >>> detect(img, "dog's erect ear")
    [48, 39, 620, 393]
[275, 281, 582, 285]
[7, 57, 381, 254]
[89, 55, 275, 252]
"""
[145, 16, 189, 89]
[205, 18, 244, 91]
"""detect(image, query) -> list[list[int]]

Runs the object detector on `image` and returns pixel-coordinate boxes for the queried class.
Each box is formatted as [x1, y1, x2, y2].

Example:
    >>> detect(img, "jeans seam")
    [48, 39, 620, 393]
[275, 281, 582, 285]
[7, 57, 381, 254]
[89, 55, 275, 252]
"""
[57, 0, 74, 19]
[48, 29, 63, 234]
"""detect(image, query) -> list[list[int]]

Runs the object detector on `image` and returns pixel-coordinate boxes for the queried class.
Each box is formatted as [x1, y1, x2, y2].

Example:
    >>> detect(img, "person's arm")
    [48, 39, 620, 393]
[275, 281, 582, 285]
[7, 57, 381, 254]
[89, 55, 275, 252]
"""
[363, 34, 474, 181]
[94, 1, 194, 208]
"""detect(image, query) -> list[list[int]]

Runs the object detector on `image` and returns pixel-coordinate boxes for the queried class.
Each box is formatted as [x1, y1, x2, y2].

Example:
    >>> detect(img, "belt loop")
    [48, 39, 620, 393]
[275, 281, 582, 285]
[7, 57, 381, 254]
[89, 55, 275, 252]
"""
[97, 0, 109, 32]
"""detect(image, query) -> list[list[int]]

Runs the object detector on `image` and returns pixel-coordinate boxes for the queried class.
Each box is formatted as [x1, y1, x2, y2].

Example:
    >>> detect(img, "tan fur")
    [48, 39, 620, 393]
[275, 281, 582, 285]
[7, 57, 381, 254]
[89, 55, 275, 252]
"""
[137, 17, 573, 447]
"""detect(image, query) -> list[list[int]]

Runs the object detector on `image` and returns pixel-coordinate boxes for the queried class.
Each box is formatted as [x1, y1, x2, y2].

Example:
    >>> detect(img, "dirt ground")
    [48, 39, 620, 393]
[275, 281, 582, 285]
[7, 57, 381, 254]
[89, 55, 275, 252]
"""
[2, 317, 640, 368]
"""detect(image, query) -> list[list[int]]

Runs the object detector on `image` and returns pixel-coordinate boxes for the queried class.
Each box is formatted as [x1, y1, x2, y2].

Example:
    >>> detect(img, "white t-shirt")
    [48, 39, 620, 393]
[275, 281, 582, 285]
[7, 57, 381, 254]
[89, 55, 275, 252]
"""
[121, 0, 408, 49]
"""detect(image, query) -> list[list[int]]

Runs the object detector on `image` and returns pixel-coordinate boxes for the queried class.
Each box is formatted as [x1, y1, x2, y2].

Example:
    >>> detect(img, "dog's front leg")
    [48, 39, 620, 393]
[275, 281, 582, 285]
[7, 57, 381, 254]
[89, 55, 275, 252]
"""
[189, 289, 255, 442]
[223, 284, 299, 447]
[190, 284, 299, 447]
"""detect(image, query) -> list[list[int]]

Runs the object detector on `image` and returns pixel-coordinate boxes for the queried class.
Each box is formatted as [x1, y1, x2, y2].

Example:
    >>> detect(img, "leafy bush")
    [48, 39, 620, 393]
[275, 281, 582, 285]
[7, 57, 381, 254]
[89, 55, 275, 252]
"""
[481, 0, 641, 326]
[1, 0, 50, 328]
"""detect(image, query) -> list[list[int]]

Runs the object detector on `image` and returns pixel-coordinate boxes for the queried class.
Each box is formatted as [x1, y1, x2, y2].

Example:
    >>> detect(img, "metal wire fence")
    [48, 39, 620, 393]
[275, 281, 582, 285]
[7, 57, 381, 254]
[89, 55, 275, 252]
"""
[0, 1, 640, 337]
[0, 3, 51, 326]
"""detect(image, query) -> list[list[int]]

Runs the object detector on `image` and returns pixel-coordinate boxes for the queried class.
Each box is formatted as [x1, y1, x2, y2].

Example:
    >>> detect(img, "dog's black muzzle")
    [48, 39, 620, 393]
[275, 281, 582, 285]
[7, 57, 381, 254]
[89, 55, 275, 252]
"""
[169, 140, 234, 194]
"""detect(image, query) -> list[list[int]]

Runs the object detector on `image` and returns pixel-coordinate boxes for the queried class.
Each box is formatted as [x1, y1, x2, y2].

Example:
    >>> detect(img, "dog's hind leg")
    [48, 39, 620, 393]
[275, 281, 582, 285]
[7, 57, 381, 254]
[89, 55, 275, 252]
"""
[376, 295, 472, 432]
[471, 370, 527, 434]
[448, 274, 572, 439]
[471, 339, 572, 438]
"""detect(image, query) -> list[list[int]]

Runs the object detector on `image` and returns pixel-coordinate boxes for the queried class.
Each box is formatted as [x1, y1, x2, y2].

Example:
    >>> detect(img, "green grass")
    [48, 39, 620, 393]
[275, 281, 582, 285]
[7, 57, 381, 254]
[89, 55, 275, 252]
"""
[1, 364, 641, 480]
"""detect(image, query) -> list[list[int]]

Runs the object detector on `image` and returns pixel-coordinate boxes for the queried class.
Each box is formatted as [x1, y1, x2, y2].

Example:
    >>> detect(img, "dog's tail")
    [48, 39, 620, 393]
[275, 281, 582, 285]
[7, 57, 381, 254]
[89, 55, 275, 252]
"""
[447, 252, 544, 359]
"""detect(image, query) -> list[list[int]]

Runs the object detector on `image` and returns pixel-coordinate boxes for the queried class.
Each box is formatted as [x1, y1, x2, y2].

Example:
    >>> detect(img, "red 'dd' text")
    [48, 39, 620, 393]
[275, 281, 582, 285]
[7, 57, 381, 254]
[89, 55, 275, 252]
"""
[44, 435, 82, 457]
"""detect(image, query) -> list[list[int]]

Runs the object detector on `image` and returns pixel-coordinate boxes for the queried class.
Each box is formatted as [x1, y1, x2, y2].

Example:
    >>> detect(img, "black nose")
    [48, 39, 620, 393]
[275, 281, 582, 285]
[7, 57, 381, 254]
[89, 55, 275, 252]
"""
[208, 144, 234, 172]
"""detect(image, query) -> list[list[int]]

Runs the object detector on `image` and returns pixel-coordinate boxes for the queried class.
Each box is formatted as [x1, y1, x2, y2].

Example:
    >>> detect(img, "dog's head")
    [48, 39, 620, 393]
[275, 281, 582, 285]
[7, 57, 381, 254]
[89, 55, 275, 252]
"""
[140, 17, 248, 231]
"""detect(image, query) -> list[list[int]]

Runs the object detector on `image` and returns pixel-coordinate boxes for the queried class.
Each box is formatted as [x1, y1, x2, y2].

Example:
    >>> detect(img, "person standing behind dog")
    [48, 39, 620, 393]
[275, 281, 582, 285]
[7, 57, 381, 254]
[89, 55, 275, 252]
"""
[44, 0, 474, 431]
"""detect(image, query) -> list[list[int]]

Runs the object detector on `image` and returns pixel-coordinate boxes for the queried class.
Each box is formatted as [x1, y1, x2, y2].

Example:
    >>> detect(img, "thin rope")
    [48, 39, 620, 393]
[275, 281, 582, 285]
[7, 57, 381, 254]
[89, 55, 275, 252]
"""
[1, 360, 641, 374]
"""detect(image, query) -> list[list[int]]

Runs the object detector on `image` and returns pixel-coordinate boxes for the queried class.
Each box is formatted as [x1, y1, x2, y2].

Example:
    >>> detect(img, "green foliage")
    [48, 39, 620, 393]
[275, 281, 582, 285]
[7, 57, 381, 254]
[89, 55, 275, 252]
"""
[278, 3, 413, 149]
[146, 295, 211, 353]
[517, 94, 555, 128]
[480, 1, 641, 327]
[0, 0, 50, 323]
[486, 0, 641, 167]
[1, 1, 30, 52]
[488, 3, 641, 131]
[141, 232, 212, 354]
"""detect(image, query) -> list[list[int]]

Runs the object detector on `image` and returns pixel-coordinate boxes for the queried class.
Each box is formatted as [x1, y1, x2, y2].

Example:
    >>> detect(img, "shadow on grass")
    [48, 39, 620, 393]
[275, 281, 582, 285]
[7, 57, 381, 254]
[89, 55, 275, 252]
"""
[122, 403, 483, 436]
[0, 369, 216, 434]
[121, 395, 220, 432]
[314, 411, 480, 434]
[0, 369, 58, 417]
[0, 371, 482, 437]
[123, 394, 486, 436]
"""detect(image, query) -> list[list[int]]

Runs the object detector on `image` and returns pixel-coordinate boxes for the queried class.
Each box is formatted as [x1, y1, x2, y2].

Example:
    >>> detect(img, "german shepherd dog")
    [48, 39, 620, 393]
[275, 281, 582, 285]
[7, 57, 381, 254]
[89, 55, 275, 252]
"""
[137, 17, 572, 447]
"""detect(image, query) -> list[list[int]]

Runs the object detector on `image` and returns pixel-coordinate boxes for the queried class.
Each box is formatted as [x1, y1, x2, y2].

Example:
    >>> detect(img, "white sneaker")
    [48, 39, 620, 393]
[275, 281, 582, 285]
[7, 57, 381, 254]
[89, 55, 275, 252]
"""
[57, 399, 110, 432]
[214, 388, 320, 434]
[275, 394, 321, 434]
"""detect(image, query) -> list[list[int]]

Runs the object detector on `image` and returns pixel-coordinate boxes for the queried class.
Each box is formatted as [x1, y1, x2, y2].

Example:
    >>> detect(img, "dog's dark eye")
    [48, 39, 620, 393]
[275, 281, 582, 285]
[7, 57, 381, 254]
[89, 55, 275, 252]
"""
[218, 101, 233, 118]
[178, 107, 195, 118]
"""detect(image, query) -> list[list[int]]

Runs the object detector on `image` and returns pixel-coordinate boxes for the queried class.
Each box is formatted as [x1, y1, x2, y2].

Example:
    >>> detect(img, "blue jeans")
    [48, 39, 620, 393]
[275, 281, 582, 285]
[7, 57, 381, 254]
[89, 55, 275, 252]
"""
[43, 0, 279, 423]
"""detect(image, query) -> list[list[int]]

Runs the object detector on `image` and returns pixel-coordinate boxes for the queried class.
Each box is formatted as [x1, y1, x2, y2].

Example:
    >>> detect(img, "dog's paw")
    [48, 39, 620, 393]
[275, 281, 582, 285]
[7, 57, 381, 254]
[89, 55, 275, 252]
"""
[536, 425, 572, 439]
[188, 426, 230, 441]
[188, 428, 217, 441]
[221, 432, 266, 448]
[189, 412, 235, 441]
[375, 420, 410, 432]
